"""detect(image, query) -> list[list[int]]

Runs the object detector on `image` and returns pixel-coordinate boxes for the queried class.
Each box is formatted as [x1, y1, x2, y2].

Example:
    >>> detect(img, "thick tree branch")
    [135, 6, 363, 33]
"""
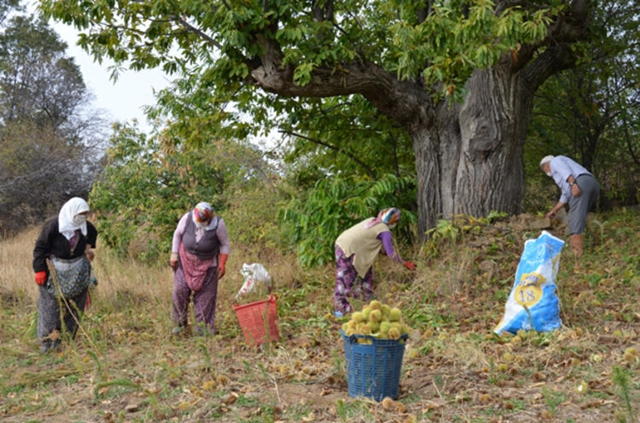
[546, 0, 590, 42]
[519, 0, 590, 90]
[523, 43, 576, 91]
[250, 39, 432, 129]
[504, 0, 590, 73]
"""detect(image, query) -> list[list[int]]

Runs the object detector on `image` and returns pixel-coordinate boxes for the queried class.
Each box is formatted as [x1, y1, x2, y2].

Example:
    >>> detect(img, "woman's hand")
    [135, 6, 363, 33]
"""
[218, 254, 229, 279]
[403, 261, 417, 271]
[169, 252, 179, 271]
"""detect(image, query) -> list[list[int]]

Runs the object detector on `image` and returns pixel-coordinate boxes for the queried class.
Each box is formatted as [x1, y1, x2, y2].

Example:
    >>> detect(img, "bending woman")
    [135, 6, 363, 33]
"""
[33, 198, 98, 353]
[333, 208, 415, 317]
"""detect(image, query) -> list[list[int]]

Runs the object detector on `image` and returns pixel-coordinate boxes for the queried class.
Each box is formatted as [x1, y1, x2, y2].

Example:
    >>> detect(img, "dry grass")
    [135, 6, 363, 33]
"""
[1, 210, 639, 423]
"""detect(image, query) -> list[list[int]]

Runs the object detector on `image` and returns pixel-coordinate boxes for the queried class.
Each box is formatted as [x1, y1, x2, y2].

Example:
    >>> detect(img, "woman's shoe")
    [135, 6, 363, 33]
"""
[40, 340, 61, 353]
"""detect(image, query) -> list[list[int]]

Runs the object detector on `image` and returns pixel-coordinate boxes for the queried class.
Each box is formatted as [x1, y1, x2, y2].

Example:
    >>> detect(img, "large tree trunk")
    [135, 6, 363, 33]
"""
[413, 66, 535, 238]
[249, 2, 588, 238]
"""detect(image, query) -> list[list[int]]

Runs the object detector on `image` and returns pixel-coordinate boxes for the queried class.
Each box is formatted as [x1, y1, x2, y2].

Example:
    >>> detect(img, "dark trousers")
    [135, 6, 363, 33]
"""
[37, 285, 87, 346]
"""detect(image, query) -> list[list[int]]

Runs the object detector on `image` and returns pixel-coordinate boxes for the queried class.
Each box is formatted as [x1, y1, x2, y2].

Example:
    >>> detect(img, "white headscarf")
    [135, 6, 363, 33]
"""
[58, 197, 90, 240]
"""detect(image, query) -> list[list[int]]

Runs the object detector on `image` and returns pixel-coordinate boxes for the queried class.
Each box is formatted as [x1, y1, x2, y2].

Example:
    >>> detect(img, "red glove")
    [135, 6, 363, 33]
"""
[404, 261, 417, 271]
[35, 271, 48, 286]
[218, 254, 228, 279]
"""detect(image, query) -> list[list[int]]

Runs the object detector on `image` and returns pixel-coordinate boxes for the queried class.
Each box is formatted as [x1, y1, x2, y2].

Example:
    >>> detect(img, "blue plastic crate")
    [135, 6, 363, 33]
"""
[341, 330, 408, 401]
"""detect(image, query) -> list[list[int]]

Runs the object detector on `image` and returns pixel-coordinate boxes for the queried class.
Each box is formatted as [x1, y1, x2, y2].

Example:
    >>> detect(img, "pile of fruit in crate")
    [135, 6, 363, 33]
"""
[341, 300, 412, 342]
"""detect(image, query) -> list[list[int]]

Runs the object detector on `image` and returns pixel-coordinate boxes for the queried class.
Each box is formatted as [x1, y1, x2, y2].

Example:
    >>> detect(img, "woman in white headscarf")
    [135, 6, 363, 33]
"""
[32, 197, 98, 353]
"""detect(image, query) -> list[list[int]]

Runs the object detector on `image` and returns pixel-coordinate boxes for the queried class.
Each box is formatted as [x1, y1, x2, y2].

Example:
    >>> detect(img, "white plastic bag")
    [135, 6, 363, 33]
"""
[494, 231, 565, 335]
[236, 263, 272, 299]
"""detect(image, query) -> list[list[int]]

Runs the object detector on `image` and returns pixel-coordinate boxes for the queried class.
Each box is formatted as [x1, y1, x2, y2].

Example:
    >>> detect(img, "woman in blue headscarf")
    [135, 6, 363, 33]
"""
[333, 208, 416, 317]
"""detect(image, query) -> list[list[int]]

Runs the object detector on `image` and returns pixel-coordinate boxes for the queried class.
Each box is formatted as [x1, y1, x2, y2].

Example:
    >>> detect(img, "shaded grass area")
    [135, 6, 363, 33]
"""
[1, 208, 639, 422]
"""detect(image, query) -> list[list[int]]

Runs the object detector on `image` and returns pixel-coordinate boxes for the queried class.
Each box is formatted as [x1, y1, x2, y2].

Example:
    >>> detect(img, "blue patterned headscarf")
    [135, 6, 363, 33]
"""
[365, 208, 401, 229]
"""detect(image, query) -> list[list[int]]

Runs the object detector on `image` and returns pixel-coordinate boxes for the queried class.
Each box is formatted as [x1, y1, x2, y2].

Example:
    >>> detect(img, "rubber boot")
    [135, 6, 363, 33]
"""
[569, 234, 584, 258]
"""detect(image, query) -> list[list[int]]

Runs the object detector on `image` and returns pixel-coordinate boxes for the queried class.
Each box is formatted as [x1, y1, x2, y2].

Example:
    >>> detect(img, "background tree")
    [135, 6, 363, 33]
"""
[525, 0, 640, 211]
[90, 121, 282, 261]
[0, 0, 20, 25]
[41, 0, 595, 240]
[275, 95, 418, 266]
[0, 13, 108, 233]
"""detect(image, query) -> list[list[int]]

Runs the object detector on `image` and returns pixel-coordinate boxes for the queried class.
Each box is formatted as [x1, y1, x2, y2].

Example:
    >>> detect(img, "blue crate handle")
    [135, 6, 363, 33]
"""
[340, 329, 408, 344]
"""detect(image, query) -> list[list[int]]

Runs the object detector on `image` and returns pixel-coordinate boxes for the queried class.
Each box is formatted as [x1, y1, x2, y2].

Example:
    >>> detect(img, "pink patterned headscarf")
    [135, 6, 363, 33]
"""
[193, 202, 214, 226]
[365, 208, 401, 229]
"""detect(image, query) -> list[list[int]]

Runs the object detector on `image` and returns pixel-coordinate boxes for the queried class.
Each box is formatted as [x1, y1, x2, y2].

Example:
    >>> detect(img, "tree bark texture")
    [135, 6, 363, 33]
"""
[410, 64, 534, 237]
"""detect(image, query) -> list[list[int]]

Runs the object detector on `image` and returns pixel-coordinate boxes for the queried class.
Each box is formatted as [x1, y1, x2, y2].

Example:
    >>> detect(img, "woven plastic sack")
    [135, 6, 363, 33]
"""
[494, 231, 565, 335]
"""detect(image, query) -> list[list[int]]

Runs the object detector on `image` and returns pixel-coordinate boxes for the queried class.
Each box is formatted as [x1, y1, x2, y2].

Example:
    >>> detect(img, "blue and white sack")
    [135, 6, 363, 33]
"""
[494, 231, 565, 335]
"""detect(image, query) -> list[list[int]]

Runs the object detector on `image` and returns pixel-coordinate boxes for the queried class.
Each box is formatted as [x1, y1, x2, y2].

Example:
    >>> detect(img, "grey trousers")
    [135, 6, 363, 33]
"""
[37, 285, 87, 346]
[568, 174, 600, 235]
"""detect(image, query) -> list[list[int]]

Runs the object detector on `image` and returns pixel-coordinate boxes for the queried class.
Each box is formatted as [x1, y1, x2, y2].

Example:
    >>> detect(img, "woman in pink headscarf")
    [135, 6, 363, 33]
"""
[333, 208, 416, 317]
[170, 202, 230, 335]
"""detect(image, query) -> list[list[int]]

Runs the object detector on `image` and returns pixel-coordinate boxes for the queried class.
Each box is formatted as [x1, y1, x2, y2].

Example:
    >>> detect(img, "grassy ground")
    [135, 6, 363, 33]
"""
[1, 208, 639, 423]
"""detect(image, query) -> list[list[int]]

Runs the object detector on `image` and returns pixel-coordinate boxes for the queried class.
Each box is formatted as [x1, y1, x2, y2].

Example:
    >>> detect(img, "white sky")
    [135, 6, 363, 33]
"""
[51, 21, 171, 133]
[41, 6, 281, 149]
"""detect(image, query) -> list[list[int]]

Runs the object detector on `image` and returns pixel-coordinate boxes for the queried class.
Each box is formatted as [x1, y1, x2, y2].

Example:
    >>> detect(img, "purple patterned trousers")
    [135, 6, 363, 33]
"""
[333, 245, 373, 314]
[172, 265, 219, 334]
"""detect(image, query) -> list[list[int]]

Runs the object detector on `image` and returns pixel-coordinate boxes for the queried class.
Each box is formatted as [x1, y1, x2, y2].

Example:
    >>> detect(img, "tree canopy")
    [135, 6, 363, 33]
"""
[41, 0, 592, 236]
[39, 0, 557, 134]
